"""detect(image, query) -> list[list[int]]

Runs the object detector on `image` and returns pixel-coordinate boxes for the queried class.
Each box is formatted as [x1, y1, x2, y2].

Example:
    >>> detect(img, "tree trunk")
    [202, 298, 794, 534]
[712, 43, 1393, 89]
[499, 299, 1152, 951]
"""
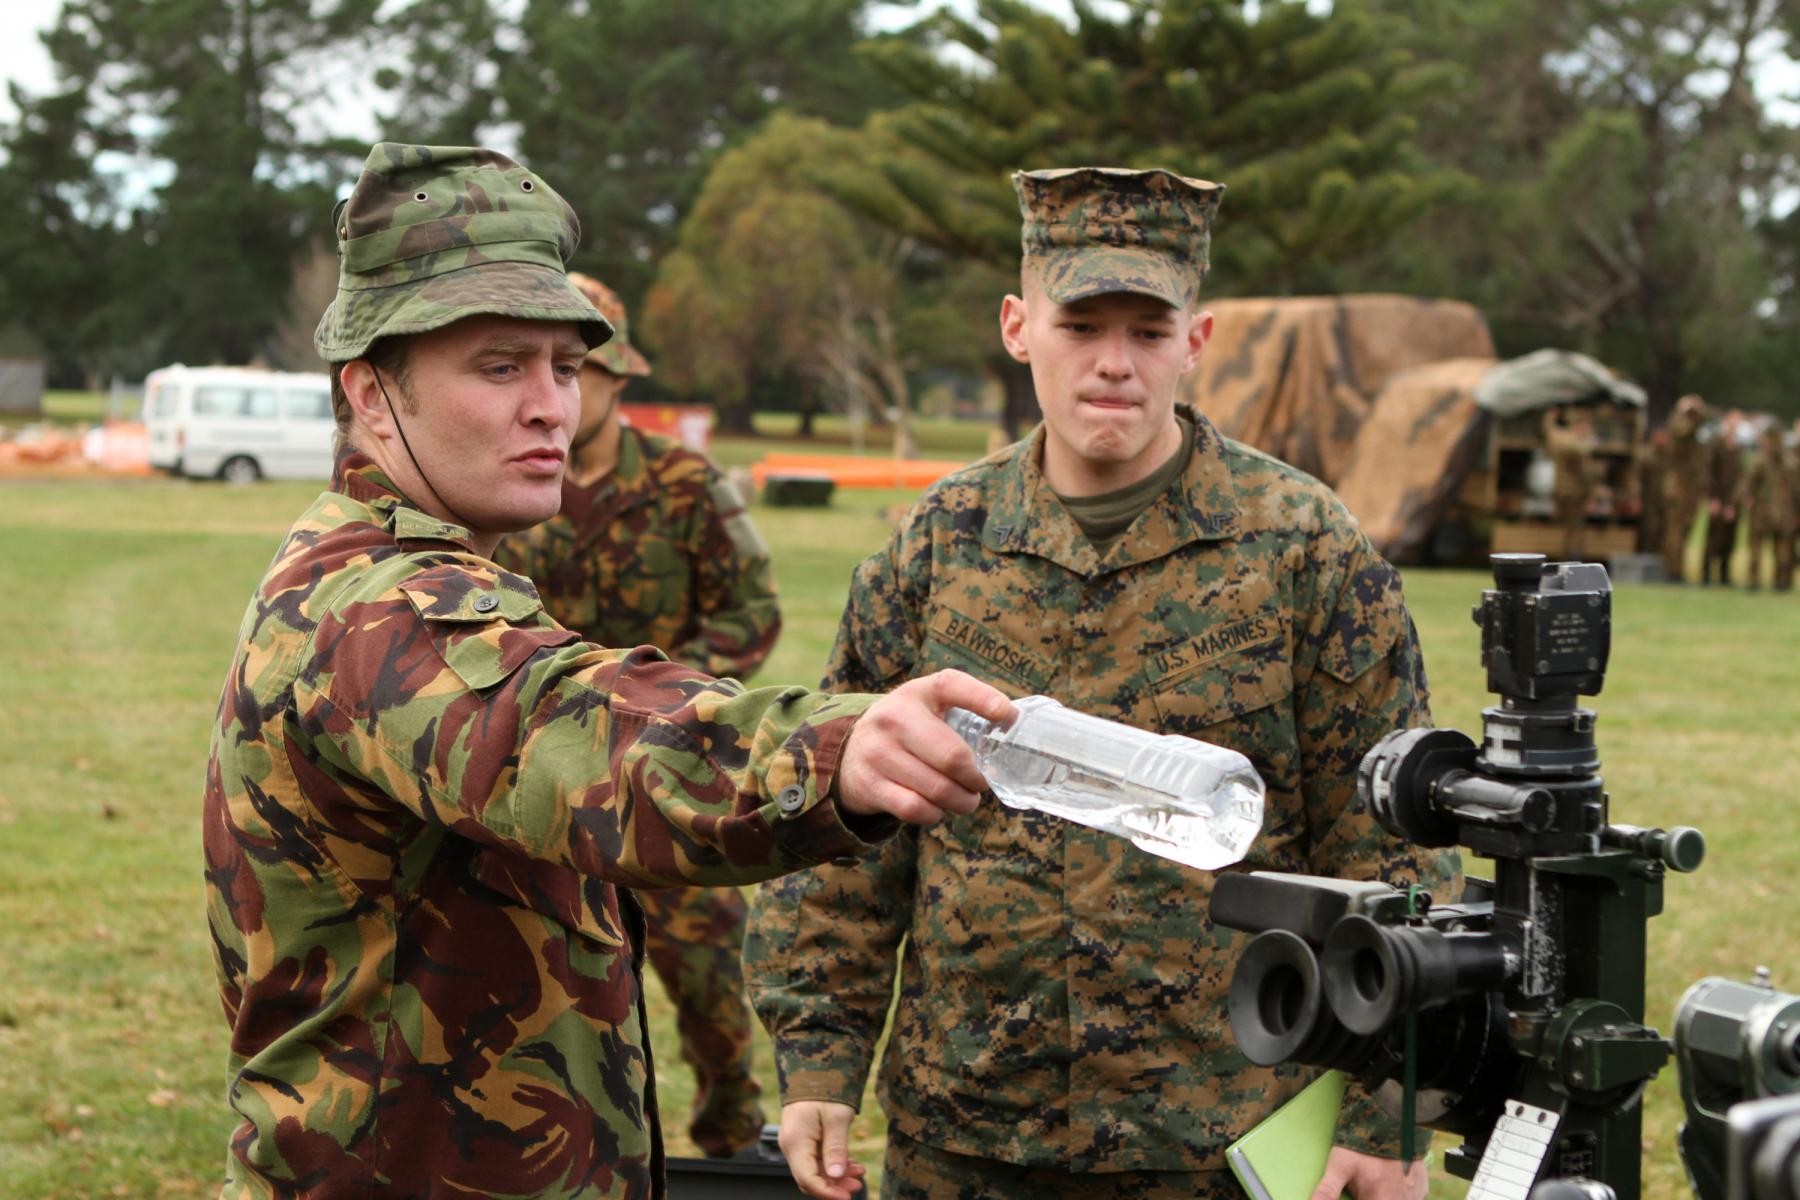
[798, 378, 817, 438]
[713, 397, 757, 435]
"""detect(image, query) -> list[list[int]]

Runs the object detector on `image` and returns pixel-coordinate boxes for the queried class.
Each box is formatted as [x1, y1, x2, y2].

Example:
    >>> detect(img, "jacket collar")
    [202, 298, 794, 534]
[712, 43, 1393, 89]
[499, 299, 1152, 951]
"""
[982, 404, 1240, 575]
[330, 444, 483, 553]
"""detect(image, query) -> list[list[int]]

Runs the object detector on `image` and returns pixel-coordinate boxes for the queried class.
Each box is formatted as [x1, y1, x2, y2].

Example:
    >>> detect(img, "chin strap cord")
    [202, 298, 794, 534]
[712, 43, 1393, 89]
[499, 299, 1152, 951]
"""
[375, 370, 454, 526]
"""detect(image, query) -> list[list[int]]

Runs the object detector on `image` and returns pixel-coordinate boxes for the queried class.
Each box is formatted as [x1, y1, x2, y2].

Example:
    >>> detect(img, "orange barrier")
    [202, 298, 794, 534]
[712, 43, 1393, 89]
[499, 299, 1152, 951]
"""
[619, 404, 711, 452]
[0, 420, 153, 476]
[750, 453, 969, 491]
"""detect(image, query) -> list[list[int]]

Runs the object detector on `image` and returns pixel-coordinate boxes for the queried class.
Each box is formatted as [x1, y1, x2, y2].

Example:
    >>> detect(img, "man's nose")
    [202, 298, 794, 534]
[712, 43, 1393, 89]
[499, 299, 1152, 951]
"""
[519, 361, 567, 425]
[1095, 330, 1134, 379]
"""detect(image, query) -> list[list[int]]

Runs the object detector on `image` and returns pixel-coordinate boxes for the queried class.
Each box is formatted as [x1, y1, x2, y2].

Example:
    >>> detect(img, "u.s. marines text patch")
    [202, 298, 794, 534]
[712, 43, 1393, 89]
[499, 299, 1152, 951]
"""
[1148, 612, 1282, 686]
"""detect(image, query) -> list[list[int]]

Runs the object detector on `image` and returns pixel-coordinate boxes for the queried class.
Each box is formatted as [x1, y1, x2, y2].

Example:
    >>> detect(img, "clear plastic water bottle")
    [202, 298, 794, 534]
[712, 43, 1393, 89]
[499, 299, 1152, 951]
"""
[944, 695, 1266, 871]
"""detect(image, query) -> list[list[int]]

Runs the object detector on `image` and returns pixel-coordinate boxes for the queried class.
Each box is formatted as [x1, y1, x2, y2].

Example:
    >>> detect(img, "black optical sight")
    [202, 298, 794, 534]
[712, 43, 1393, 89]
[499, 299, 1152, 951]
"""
[1212, 555, 1705, 1200]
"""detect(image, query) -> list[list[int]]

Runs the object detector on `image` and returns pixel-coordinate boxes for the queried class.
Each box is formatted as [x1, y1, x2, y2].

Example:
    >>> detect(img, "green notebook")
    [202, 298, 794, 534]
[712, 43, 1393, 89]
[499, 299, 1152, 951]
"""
[1225, 1070, 1348, 1200]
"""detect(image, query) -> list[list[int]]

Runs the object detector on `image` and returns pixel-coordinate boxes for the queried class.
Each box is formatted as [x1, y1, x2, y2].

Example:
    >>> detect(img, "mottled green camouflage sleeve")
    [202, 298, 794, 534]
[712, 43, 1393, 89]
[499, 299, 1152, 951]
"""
[744, 830, 919, 1109]
[745, 531, 925, 1107]
[295, 555, 881, 888]
[672, 468, 782, 681]
[1292, 524, 1462, 1158]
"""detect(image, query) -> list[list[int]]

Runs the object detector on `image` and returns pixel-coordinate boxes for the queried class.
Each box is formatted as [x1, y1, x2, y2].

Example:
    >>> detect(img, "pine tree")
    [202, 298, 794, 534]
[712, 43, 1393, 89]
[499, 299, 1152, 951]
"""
[1, 0, 378, 376]
[842, 0, 1467, 293]
[1356, 0, 1800, 417]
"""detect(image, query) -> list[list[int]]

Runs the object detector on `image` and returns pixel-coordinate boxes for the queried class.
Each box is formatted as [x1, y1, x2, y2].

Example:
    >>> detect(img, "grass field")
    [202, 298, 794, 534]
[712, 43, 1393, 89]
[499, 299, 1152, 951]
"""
[0, 465, 1794, 1199]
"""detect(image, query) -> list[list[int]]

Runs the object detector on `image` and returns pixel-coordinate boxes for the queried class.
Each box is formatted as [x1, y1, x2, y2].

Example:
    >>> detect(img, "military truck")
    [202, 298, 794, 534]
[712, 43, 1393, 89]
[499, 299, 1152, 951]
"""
[1185, 296, 1648, 566]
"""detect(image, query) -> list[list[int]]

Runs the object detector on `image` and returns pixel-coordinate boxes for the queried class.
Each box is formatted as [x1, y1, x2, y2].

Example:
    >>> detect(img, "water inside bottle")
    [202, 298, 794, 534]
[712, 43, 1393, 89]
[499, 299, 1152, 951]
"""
[977, 734, 1264, 871]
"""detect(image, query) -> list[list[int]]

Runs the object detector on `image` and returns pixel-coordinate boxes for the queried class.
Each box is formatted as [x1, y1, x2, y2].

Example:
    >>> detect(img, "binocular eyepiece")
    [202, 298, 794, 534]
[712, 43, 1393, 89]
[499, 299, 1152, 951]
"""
[1218, 872, 1511, 1078]
[1322, 916, 1513, 1035]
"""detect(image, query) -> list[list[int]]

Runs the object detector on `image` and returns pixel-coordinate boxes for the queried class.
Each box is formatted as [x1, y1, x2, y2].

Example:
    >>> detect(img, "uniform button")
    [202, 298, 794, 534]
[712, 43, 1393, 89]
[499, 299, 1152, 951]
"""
[775, 784, 806, 815]
[473, 593, 499, 613]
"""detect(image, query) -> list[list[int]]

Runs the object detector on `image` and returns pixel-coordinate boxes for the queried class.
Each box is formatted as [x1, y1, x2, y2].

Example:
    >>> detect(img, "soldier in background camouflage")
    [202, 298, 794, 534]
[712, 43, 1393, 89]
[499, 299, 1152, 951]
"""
[1703, 409, 1747, 585]
[1545, 409, 1597, 560]
[495, 274, 777, 1157]
[745, 166, 1459, 1200]
[201, 142, 1013, 1200]
[1660, 394, 1709, 582]
[1741, 421, 1798, 591]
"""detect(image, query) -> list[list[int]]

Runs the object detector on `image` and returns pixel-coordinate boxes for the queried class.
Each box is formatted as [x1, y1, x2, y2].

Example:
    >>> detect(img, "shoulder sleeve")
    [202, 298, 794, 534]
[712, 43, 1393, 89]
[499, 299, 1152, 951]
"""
[822, 508, 933, 694]
[673, 465, 783, 681]
[745, 498, 941, 1103]
[293, 554, 883, 889]
[744, 831, 920, 1108]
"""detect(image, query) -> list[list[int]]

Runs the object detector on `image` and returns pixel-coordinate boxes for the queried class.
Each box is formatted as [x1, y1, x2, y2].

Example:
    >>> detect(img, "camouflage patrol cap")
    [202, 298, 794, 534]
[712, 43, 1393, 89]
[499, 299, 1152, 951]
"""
[314, 142, 612, 362]
[566, 273, 651, 377]
[1014, 166, 1224, 308]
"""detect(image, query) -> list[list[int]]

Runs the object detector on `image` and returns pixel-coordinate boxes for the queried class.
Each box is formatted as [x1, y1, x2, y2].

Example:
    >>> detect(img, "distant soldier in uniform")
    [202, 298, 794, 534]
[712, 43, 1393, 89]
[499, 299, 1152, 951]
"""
[1702, 409, 1747, 585]
[1544, 409, 1597, 560]
[495, 273, 780, 1158]
[1741, 421, 1798, 592]
[1660, 393, 1709, 582]
[745, 167, 1459, 1200]
[201, 141, 1013, 1200]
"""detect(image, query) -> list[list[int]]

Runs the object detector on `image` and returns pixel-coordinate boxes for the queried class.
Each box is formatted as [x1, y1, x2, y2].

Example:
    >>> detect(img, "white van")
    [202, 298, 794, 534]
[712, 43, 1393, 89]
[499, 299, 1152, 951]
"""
[144, 365, 335, 482]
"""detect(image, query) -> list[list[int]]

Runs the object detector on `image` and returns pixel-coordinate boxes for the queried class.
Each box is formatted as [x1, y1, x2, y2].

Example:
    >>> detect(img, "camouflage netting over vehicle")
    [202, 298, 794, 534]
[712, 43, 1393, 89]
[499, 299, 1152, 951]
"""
[1332, 358, 1498, 565]
[1186, 295, 1496, 487]
[1187, 296, 1647, 565]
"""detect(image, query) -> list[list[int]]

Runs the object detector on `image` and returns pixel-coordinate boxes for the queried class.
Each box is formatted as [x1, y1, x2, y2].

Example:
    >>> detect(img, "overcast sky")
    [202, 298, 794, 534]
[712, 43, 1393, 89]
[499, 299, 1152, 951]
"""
[1, 0, 63, 117]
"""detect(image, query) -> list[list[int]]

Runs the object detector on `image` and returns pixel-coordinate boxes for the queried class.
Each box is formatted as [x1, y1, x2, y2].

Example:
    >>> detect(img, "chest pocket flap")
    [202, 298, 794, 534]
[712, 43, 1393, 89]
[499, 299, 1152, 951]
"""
[1312, 558, 1406, 686]
[918, 606, 1052, 696]
[1148, 615, 1293, 730]
[398, 564, 580, 692]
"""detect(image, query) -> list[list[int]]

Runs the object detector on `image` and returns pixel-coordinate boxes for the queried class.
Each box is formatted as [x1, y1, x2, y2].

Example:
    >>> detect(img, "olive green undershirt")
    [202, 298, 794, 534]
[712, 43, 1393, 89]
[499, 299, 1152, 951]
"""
[1053, 414, 1196, 558]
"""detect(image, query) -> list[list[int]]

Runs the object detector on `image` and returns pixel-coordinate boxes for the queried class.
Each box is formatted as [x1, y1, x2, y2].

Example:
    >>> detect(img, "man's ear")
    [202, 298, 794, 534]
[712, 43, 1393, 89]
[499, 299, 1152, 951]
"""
[999, 294, 1030, 364]
[1182, 308, 1215, 374]
[339, 360, 395, 441]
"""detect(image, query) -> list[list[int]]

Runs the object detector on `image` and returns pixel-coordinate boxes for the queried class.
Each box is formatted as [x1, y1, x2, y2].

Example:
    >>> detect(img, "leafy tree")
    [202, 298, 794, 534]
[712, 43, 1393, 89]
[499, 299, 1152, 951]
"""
[0, 78, 142, 383]
[489, 0, 913, 322]
[1357, 0, 1800, 418]
[643, 112, 961, 444]
[1, 0, 377, 377]
[377, 0, 508, 146]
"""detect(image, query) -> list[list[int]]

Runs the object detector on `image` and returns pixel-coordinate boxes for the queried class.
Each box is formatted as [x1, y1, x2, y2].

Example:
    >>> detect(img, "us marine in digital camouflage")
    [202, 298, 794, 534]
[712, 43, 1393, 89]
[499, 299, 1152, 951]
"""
[200, 142, 1013, 1200]
[744, 166, 1461, 1200]
[495, 273, 780, 1158]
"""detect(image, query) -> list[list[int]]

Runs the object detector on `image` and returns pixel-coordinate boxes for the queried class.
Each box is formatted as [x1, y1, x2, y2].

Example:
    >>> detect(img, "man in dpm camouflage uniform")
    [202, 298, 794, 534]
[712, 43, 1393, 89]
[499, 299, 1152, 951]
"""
[1703, 409, 1747, 585]
[201, 142, 1013, 1200]
[1741, 420, 1798, 591]
[1660, 393, 1709, 582]
[495, 274, 779, 1157]
[1544, 409, 1597, 560]
[745, 167, 1460, 1200]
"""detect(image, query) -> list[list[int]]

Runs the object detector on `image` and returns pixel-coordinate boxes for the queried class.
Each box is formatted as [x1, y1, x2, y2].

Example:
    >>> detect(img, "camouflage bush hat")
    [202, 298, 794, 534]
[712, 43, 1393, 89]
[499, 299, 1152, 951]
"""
[314, 142, 613, 362]
[566, 272, 651, 377]
[1014, 166, 1225, 309]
